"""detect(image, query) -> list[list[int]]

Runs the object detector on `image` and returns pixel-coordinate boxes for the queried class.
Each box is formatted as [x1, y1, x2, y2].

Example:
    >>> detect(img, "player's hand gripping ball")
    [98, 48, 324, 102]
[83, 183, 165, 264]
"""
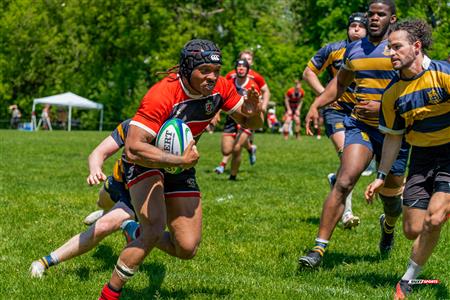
[156, 118, 193, 174]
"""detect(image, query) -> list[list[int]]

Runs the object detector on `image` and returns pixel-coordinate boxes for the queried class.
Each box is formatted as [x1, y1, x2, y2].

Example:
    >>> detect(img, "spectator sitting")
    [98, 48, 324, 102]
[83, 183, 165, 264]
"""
[267, 108, 280, 133]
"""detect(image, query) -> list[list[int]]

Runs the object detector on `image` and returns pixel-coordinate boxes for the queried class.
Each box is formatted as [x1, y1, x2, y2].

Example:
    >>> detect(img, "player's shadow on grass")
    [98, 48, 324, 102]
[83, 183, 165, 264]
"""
[344, 272, 399, 287]
[92, 244, 119, 270]
[299, 216, 320, 225]
[125, 262, 231, 299]
[321, 251, 384, 269]
[74, 244, 120, 280]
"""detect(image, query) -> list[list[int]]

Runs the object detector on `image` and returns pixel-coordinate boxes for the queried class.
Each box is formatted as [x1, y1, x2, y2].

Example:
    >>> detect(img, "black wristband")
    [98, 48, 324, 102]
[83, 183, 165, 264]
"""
[376, 171, 387, 180]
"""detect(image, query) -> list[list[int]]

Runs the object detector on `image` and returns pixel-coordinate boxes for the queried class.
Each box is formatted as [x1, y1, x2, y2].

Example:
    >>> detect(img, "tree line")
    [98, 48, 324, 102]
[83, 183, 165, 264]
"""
[1, 0, 448, 129]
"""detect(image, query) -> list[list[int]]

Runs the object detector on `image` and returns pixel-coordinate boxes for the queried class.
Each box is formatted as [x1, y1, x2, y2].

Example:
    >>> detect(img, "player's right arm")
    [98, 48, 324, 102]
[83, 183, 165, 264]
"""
[313, 68, 355, 109]
[365, 83, 404, 202]
[302, 66, 325, 96]
[305, 68, 354, 135]
[365, 133, 403, 203]
[284, 93, 292, 115]
[125, 125, 198, 170]
[87, 136, 120, 185]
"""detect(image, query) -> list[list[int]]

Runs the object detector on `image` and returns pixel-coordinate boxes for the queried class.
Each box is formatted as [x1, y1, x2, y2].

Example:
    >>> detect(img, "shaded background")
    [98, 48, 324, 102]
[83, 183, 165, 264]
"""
[1, 0, 448, 130]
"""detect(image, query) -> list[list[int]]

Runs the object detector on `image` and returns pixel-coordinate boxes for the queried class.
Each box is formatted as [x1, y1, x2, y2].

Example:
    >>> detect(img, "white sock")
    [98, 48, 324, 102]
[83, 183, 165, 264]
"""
[50, 252, 60, 265]
[401, 259, 422, 281]
[342, 191, 353, 220]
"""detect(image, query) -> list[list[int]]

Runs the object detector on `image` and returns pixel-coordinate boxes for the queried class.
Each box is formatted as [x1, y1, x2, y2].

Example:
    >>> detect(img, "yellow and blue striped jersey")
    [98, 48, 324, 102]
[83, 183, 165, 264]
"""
[379, 57, 450, 147]
[110, 119, 131, 182]
[343, 37, 397, 127]
[307, 40, 356, 113]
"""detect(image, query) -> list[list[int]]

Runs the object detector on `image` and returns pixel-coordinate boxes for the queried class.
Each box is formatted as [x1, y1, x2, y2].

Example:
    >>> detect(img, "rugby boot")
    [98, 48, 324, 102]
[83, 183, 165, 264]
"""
[299, 250, 323, 269]
[394, 280, 412, 300]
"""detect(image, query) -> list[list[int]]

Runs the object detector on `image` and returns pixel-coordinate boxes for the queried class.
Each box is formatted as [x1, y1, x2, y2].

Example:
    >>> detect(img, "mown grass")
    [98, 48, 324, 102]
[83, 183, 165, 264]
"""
[0, 130, 448, 299]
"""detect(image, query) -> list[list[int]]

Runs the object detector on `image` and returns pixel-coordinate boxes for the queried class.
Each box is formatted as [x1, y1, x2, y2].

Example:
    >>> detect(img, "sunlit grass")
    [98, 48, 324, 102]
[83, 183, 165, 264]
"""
[0, 130, 448, 299]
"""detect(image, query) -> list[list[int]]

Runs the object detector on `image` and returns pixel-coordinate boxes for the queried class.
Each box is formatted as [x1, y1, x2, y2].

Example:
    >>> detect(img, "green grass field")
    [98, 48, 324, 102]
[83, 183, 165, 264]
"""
[0, 130, 448, 299]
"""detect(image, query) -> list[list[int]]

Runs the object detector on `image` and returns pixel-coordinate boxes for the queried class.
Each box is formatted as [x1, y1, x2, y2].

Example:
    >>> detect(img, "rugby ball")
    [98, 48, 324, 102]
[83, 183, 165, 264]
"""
[156, 118, 193, 174]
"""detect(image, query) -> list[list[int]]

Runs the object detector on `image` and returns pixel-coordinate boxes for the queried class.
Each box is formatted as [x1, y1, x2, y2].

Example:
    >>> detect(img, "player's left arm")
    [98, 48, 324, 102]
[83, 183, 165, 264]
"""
[296, 100, 303, 116]
[125, 125, 199, 170]
[231, 86, 264, 129]
[260, 85, 271, 113]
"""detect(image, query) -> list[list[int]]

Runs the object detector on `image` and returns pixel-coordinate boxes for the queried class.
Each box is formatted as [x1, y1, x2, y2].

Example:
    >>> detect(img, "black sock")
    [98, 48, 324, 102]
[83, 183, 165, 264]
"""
[384, 219, 395, 234]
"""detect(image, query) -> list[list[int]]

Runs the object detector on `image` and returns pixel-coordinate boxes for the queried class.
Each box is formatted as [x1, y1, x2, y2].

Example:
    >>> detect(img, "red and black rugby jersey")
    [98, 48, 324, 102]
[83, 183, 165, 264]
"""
[285, 87, 305, 105]
[131, 75, 243, 138]
[226, 69, 267, 90]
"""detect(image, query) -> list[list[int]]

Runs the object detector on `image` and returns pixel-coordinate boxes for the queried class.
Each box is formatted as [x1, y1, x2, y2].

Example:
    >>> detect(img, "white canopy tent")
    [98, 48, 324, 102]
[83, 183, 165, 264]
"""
[31, 92, 104, 131]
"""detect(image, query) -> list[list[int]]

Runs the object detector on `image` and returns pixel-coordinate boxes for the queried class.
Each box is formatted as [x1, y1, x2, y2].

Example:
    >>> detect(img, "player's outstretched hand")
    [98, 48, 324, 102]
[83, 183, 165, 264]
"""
[87, 169, 107, 185]
[305, 105, 319, 136]
[181, 140, 200, 169]
[365, 179, 384, 204]
[242, 85, 262, 116]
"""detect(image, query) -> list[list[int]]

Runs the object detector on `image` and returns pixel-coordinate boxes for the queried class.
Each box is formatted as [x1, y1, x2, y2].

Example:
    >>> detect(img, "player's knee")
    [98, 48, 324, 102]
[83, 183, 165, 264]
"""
[176, 239, 201, 260]
[403, 222, 421, 240]
[93, 218, 118, 238]
[138, 225, 164, 250]
[379, 194, 402, 218]
[232, 144, 242, 154]
[222, 146, 232, 156]
[334, 176, 355, 195]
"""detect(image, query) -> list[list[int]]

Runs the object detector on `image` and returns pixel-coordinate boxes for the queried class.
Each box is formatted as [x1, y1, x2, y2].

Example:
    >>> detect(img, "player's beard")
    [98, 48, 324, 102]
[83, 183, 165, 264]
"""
[394, 49, 416, 73]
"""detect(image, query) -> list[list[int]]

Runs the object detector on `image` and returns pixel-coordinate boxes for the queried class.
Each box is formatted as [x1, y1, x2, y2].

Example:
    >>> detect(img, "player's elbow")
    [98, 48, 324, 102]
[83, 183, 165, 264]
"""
[124, 143, 140, 162]
[302, 68, 310, 80]
[303, 68, 314, 83]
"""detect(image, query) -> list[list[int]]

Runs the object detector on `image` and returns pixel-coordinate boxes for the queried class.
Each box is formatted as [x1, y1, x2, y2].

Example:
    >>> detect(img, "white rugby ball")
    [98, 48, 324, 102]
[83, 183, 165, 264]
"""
[156, 118, 193, 174]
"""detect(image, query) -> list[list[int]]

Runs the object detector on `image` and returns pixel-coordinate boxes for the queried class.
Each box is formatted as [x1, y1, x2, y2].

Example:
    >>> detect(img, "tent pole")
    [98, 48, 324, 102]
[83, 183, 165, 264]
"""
[31, 102, 37, 131]
[68, 106, 72, 131]
[99, 108, 103, 131]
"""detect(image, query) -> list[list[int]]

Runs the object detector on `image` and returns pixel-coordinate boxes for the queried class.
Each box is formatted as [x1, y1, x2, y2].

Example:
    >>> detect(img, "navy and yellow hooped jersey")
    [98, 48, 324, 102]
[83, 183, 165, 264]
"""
[343, 37, 397, 127]
[379, 57, 450, 147]
[307, 39, 357, 113]
[110, 119, 131, 182]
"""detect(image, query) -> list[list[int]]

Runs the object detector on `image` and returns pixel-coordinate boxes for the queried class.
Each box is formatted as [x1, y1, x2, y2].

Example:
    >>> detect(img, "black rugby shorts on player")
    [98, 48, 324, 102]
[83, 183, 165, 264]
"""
[403, 143, 450, 210]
